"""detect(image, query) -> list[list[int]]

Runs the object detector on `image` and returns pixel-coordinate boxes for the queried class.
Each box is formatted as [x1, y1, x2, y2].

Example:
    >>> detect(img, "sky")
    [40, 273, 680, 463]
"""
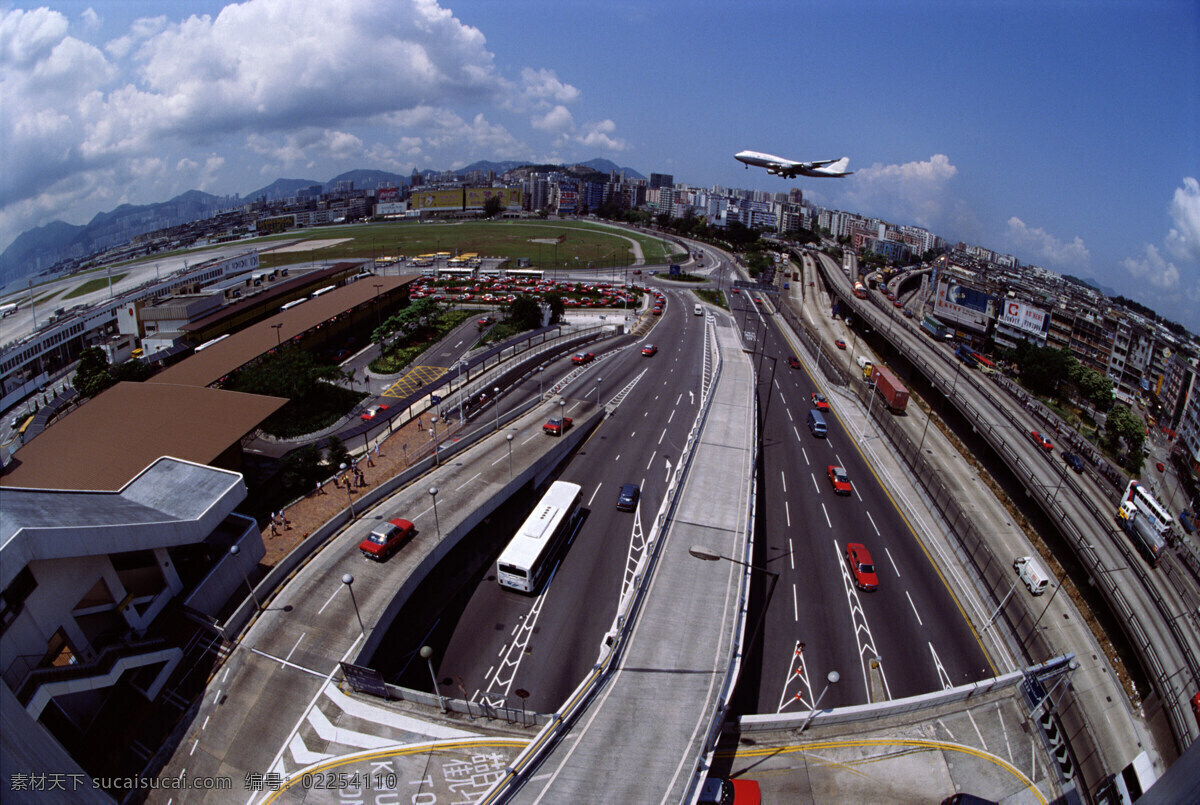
[2, 0, 1198, 329]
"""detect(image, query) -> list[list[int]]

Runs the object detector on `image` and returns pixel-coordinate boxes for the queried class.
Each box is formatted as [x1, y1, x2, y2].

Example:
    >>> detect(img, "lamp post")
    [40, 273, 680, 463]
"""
[429, 486, 440, 539]
[338, 462, 355, 517]
[687, 544, 780, 676]
[506, 433, 514, 479]
[342, 573, 365, 637]
[493, 387, 501, 431]
[457, 360, 468, 422]
[430, 416, 440, 466]
[800, 670, 841, 732]
[420, 646, 447, 712]
[535, 366, 544, 399]
[229, 545, 261, 611]
[594, 377, 603, 408]
[271, 323, 283, 347]
[373, 283, 384, 334]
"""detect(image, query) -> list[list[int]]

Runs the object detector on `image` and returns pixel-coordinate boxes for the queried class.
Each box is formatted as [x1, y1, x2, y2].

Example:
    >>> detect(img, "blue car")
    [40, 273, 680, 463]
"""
[616, 483, 640, 512]
[1061, 452, 1084, 473]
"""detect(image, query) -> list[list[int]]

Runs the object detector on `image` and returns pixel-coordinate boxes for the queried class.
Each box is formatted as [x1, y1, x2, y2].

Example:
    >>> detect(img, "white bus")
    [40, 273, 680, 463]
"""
[496, 481, 583, 593]
[1122, 480, 1172, 536]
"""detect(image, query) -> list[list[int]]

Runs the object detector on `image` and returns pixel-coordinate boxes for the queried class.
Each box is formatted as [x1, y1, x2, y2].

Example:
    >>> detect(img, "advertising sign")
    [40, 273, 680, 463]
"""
[376, 186, 400, 202]
[415, 189, 464, 210]
[999, 299, 1049, 336]
[464, 187, 523, 210]
[933, 279, 993, 331]
[375, 201, 407, 217]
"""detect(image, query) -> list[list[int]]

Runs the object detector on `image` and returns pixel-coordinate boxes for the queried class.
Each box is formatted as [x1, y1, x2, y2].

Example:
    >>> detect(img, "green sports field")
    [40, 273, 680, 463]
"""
[255, 219, 684, 271]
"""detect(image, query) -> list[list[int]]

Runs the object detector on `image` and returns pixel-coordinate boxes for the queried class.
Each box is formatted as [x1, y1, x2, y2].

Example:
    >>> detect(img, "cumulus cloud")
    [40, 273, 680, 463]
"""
[573, 119, 628, 151]
[838, 154, 958, 231]
[1122, 244, 1181, 291]
[1164, 177, 1200, 264]
[1005, 217, 1090, 270]
[532, 105, 574, 133]
[518, 67, 580, 106]
[1121, 177, 1200, 299]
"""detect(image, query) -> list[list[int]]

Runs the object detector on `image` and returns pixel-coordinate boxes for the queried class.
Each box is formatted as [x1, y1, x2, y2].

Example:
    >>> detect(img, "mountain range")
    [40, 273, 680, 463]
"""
[0, 159, 645, 288]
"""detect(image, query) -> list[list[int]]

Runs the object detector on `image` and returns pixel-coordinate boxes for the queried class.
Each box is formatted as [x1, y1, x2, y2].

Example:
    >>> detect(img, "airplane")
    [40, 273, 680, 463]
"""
[734, 150, 854, 178]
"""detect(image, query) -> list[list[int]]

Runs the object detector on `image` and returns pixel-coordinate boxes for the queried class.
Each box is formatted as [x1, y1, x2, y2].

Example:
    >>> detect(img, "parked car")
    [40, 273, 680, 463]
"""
[827, 465, 852, 496]
[616, 483, 640, 512]
[811, 392, 830, 411]
[642, 344, 658, 357]
[1030, 430, 1054, 452]
[698, 777, 761, 805]
[359, 518, 415, 560]
[1062, 452, 1085, 473]
[543, 417, 573, 436]
[845, 543, 879, 591]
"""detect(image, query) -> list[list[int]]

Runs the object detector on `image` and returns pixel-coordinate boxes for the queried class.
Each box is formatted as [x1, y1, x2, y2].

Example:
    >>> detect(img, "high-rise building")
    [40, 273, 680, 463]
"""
[649, 173, 674, 190]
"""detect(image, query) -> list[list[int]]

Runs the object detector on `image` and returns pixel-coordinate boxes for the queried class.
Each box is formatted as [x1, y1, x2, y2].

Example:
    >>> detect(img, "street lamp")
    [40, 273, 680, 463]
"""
[271, 322, 283, 346]
[229, 544, 260, 611]
[800, 670, 841, 732]
[430, 416, 440, 466]
[339, 462, 356, 517]
[687, 544, 780, 670]
[594, 377, 603, 408]
[457, 360, 468, 422]
[420, 646, 447, 712]
[373, 283, 384, 334]
[506, 433, 514, 479]
[493, 386, 501, 430]
[429, 486, 440, 538]
[342, 573, 365, 637]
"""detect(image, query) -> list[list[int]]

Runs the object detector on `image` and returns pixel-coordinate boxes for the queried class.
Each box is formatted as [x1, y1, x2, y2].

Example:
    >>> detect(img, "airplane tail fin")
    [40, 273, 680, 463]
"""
[821, 157, 852, 176]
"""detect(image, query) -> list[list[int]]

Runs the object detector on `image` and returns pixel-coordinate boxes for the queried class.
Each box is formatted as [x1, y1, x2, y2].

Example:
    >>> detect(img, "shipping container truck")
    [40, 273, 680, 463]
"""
[869, 365, 909, 413]
[1117, 501, 1167, 567]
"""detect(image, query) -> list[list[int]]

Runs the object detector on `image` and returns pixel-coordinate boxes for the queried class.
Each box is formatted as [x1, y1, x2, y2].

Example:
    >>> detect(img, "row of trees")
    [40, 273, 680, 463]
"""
[73, 347, 153, 397]
[1001, 339, 1146, 472]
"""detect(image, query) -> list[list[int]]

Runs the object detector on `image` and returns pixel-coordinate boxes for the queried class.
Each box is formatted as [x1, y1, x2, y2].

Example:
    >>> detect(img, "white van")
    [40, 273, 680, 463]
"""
[1013, 555, 1051, 595]
[856, 355, 873, 379]
[806, 409, 827, 437]
[694, 304, 703, 316]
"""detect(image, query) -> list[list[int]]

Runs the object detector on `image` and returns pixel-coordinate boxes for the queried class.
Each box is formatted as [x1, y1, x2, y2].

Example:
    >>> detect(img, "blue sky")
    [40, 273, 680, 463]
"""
[2, 0, 1198, 329]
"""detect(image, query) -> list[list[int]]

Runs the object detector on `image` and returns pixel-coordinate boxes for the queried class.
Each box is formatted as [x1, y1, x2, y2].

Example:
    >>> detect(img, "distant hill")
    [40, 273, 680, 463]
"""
[1, 158, 642, 286]
[1064, 273, 1118, 298]
[0, 189, 233, 286]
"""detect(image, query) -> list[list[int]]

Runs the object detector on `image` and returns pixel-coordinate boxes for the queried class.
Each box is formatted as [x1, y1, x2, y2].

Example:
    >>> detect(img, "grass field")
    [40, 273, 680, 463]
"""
[256, 219, 684, 271]
[64, 274, 128, 299]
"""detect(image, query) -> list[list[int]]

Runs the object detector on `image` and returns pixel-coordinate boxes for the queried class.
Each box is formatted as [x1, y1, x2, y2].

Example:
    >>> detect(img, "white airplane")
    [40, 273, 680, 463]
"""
[734, 150, 854, 178]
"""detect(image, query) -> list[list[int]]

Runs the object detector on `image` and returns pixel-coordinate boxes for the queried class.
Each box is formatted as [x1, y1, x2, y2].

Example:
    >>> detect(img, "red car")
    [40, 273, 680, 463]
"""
[543, 417, 573, 436]
[827, 465, 852, 496]
[846, 543, 879, 591]
[652, 306, 663, 315]
[571, 352, 595, 365]
[642, 344, 658, 357]
[811, 392, 830, 411]
[360, 404, 390, 421]
[788, 355, 801, 369]
[699, 777, 761, 805]
[1030, 430, 1054, 452]
[359, 518, 415, 561]
[835, 339, 847, 349]
[893, 300, 904, 308]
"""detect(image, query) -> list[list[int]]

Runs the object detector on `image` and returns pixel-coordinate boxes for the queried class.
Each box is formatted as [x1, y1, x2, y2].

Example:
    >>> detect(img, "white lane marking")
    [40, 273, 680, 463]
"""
[794, 426, 802, 442]
[786, 407, 793, 422]
[886, 548, 900, 577]
[866, 511, 880, 536]
[801, 447, 809, 465]
[190, 739, 198, 756]
[810, 474, 820, 494]
[202, 715, 210, 731]
[967, 708, 987, 750]
[781, 471, 787, 493]
[822, 504, 831, 529]
[659, 428, 667, 445]
[792, 584, 799, 621]
[456, 471, 481, 491]
[646, 450, 657, 470]
[788, 538, 795, 570]
[522, 432, 539, 445]
[785, 501, 791, 528]
[587, 483, 603, 507]
[284, 633, 306, 667]
[318, 585, 341, 615]
[906, 592, 923, 625]
[668, 409, 675, 424]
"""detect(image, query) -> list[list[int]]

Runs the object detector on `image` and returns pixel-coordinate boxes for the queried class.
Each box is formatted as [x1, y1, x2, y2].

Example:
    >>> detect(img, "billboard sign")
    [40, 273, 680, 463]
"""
[464, 187, 523, 210]
[999, 299, 1049, 336]
[415, 189, 464, 210]
[934, 279, 993, 331]
[375, 201, 407, 217]
[376, 186, 400, 202]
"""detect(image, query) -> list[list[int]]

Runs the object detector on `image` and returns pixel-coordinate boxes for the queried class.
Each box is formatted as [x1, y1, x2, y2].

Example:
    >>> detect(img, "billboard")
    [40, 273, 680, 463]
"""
[376, 186, 400, 203]
[999, 299, 1049, 337]
[375, 201, 408, 217]
[934, 279, 994, 332]
[414, 189, 464, 210]
[464, 187, 523, 210]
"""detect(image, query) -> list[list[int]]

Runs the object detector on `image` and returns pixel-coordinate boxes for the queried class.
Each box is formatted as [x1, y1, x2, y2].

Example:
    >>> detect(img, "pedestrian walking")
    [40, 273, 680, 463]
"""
[367, 450, 375, 468]
[316, 479, 326, 495]
[333, 474, 341, 489]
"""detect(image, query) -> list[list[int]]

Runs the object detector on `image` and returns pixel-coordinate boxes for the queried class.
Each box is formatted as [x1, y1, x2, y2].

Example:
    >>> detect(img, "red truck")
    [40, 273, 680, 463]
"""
[869, 365, 909, 413]
[543, 417, 573, 436]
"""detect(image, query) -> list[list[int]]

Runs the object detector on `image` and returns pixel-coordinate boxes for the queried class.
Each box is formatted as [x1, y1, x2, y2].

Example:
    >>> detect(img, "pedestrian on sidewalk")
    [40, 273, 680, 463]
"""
[316, 479, 326, 495]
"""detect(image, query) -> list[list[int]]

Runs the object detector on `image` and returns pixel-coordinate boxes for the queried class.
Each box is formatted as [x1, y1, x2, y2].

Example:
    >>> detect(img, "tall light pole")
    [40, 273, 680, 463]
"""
[457, 360, 468, 422]
[272, 323, 283, 347]
[429, 486, 440, 538]
[594, 377, 603, 408]
[800, 670, 841, 732]
[342, 573, 365, 637]
[420, 646, 447, 712]
[373, 283, 384, 334]
[493, 387, 501, 431]
[229, 545, 261, 611]
[430, 416, 440, 466]
[506, 433, 514, 479]
[339, 462, 356, 517]
[687, 545, 780, 676]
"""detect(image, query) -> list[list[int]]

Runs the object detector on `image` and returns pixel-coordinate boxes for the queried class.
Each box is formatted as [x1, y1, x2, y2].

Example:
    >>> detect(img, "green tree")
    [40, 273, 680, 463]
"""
[543, 293, 565, 325]
[279, 444, 324, 496]
[73, 347, 116, 397]
[112, 359, 153, 383]
[504, 295, 543, 331]
[324, 435, 350, 472]
[482, 195, 504, 218]
[1104, 404, 1146, 473]
[231, 346, 343, 401]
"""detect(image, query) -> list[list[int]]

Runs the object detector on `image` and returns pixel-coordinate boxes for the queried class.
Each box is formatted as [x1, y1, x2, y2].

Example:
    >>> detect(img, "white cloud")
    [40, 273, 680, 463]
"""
[838, 154, 958, 231]
[573, 119, 627, 151]
[78, 8, 102, 35]
[532, 105, 574, 133]
[519, 67, 580, 106]
[1122, 243, 1180, 291]
[1005, 217, 1090, 270]
[1164, 177, 1200, 264]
